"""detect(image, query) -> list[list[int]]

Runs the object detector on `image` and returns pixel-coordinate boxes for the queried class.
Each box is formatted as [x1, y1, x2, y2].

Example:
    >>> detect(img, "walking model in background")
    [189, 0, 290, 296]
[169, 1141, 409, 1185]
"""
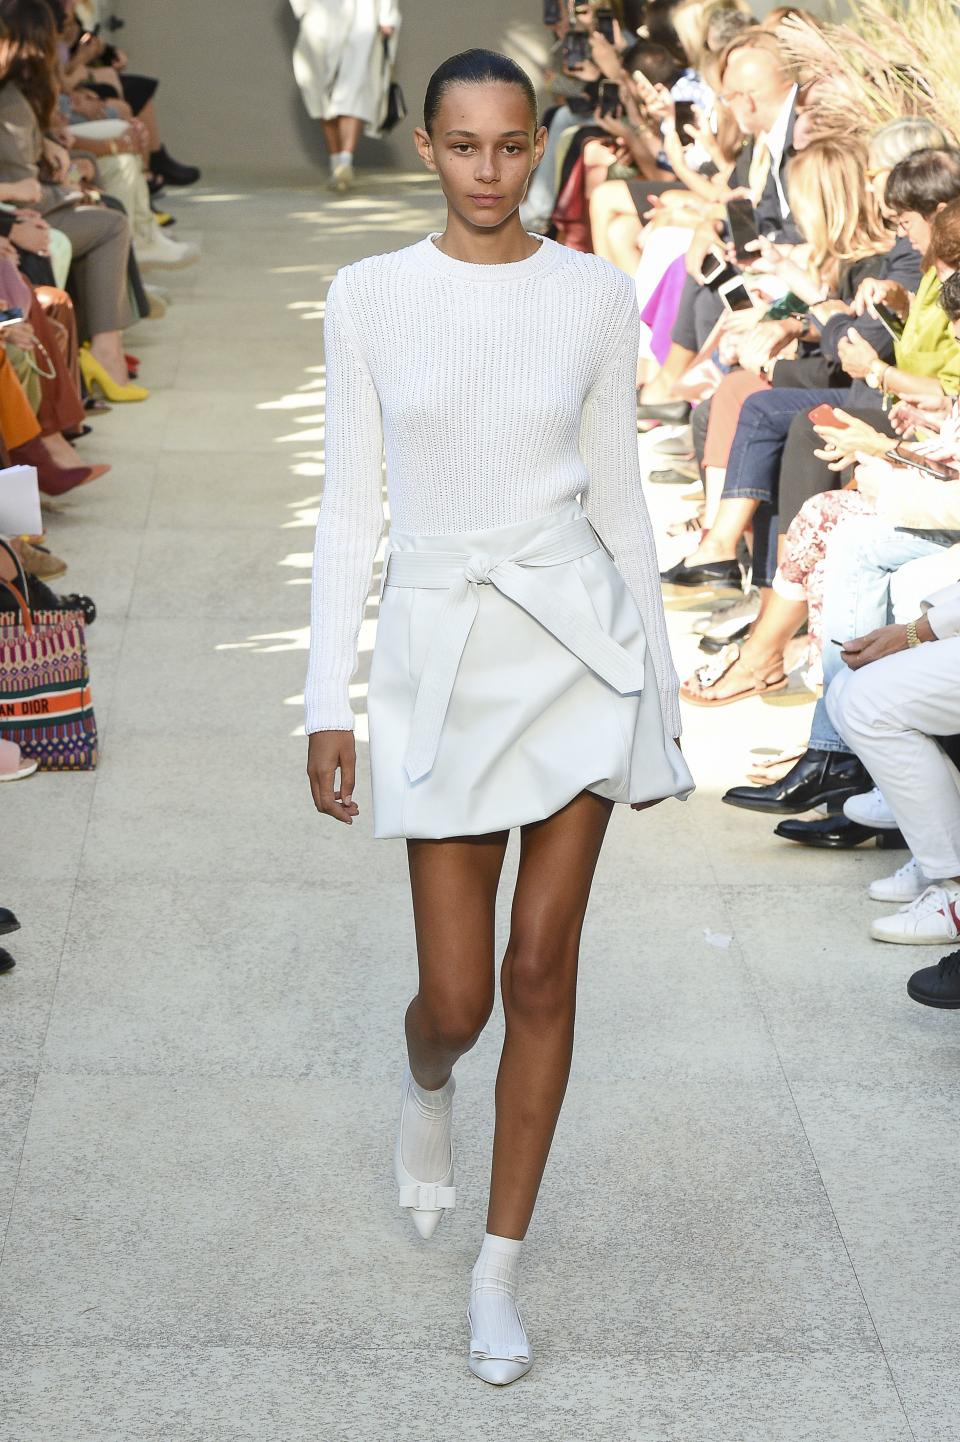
[290, 0, 401, 191]
[305, 48, 693, 1387]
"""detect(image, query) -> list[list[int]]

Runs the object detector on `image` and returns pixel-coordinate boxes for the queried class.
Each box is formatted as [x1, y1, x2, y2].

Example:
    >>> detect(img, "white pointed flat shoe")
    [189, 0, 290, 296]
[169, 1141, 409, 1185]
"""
[393, 1066, 455, 1239]
[466, 1302, 533, 1385]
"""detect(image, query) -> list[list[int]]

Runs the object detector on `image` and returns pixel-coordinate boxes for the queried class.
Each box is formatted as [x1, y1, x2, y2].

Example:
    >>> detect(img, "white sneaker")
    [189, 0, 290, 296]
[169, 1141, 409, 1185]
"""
[868, 855, 929, 903]
[870, 884, 960, 944]
[137, 233, 200, 270]
[330, 160, 354, 193]
[844, 787, 899, 829]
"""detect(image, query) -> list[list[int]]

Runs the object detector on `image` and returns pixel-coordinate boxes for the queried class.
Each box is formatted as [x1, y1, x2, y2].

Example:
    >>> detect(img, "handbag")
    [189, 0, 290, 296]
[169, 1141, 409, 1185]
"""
[380, 35, 407, 134]
[0, 537, 97, 769]
[550, 151, 592, 252]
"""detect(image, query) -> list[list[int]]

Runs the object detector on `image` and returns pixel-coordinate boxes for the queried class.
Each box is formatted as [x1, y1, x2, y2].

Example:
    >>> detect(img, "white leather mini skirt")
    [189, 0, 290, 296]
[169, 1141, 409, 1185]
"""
[366, 500, 695, 839]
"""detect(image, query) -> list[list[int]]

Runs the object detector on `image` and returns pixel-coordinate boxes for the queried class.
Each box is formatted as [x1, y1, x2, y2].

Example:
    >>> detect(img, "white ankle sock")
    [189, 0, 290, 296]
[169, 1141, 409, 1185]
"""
[469, 1232, 528, 1359]
[329, 150, 348, 171]
[399, 1068, 455, 1181]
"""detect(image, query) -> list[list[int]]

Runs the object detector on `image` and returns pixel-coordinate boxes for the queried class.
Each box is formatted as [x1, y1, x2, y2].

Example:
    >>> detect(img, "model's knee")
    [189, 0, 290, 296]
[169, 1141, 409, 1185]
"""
[502, 930, 578, 1025]
[415, 985, 492, 1054]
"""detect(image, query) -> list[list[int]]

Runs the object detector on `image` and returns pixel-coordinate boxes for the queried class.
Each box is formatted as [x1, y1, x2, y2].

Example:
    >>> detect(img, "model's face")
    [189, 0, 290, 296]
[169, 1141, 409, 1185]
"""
[414, 82, 547, 230]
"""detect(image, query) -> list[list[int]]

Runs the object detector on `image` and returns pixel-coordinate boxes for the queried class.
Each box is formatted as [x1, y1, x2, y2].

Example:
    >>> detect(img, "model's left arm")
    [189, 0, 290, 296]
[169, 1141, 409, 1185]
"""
[578, 283, 682, 739]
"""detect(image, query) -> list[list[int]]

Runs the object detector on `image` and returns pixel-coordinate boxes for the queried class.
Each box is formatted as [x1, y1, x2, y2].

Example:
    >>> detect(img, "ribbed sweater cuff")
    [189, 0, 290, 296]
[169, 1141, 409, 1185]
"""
[304, 683, 355, 734]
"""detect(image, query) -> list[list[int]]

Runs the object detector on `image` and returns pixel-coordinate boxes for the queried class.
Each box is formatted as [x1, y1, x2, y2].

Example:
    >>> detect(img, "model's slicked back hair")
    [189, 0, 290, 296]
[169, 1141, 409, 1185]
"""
[423, 48, 537, 137]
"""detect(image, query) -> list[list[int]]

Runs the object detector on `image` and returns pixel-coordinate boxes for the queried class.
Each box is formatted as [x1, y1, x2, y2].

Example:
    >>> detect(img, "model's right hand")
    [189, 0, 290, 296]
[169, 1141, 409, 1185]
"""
[307, 730, 359, 824]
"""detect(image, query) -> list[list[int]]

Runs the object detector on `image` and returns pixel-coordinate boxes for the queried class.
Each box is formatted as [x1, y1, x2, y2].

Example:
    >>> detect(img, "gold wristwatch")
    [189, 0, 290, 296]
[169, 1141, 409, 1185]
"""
[906, 619, 922, 647]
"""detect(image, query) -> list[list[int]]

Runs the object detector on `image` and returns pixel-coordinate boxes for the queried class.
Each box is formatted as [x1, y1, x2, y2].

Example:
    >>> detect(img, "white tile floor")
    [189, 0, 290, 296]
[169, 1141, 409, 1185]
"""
[1, 173, 957, 1441]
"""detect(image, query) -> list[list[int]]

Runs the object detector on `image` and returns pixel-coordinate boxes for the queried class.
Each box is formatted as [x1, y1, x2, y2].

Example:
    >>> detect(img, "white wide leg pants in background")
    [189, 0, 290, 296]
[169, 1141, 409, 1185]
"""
[828, 639, 960, 880]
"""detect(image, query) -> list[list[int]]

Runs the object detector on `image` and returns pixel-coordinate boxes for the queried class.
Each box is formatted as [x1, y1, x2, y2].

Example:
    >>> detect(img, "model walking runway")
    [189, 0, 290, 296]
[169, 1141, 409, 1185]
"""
[305, 46, 693, 1384]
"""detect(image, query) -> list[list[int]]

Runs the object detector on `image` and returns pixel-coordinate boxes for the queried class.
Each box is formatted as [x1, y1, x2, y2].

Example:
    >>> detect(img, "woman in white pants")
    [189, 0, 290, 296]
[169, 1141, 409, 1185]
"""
[828, 581, 960, 958]
[290, 0, 401, 190]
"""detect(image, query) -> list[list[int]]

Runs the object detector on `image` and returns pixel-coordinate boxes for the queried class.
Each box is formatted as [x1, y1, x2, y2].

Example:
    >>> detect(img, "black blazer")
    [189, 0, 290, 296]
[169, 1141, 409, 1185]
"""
[731, 98, 801, 244]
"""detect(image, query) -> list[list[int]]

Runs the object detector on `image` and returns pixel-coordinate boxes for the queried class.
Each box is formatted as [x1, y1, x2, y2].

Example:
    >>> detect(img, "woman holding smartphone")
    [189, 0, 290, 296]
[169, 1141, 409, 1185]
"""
[305, 47, 692, 1386]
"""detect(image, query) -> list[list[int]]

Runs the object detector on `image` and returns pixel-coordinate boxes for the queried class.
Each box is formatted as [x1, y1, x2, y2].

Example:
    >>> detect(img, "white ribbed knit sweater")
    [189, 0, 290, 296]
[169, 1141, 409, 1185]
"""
[305, 230, 682, 740]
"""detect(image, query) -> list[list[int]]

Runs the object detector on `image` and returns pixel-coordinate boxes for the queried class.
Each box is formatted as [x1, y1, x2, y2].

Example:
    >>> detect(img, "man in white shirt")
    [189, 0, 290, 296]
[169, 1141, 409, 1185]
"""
[828, 578, 960, 1005]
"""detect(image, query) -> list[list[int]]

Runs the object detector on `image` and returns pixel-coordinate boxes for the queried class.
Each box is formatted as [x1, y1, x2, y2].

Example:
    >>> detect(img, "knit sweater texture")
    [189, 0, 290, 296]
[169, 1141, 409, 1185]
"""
[305, 230, 682, 739]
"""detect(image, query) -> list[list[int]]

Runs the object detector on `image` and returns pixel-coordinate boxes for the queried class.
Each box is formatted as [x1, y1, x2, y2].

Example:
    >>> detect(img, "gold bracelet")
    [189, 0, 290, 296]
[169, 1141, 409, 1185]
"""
[906, 619, 922, 648]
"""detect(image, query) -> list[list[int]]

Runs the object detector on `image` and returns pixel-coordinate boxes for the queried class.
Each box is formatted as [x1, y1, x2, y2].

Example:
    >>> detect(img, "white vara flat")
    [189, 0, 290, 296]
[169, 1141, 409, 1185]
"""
[467, 1302, 533, 1385]
[393, 1067, 455, 1240]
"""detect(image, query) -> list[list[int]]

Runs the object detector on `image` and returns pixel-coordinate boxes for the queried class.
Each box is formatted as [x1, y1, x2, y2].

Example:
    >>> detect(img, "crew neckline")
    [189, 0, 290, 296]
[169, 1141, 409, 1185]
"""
[413, 230, 566, 282]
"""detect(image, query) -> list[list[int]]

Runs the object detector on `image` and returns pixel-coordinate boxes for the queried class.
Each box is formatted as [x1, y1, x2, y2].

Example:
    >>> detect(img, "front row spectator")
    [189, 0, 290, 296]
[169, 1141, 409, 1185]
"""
[826, 273, 960, 1008]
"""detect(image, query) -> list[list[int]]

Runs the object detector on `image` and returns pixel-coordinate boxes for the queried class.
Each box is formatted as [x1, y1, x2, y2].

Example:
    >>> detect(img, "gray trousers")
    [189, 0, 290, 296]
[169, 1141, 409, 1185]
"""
[45, 201, 133, 338]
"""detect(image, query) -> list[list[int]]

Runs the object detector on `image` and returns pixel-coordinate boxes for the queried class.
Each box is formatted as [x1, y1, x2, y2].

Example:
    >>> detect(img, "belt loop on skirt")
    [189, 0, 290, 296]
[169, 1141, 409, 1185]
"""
[382, 513, 646, 783]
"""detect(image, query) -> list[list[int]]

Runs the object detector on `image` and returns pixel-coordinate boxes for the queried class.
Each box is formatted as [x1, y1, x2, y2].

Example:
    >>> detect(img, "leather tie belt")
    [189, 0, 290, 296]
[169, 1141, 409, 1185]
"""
[382, 514, 646, 783]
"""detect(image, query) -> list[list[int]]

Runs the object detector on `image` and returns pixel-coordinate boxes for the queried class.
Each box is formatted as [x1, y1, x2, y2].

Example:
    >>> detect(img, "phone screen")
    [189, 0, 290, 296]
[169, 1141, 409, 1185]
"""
[595, 8, 616, 41]
[719, 278, 754, 312]
[699, 251, 729, 286]
[673, 101, 696, 136]
[874, 303, 905, 341]
[543, 0, 563, 23]
[726, 198, 760, 262]
[563, 29, 590, 66]
[598, 80, 622, 117]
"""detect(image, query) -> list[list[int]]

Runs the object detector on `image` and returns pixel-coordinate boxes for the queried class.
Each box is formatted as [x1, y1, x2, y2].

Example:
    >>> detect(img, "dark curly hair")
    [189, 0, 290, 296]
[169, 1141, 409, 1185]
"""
[423, 48, 537, 137]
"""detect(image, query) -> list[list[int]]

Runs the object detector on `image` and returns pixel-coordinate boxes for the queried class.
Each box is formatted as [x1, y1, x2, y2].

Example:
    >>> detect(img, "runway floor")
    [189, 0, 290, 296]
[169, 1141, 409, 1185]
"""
[1, 174, 956, 1440]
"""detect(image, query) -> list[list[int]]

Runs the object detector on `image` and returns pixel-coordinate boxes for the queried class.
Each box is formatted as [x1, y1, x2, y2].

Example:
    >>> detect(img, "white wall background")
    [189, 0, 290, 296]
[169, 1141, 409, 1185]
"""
[115, 1, 555, 180]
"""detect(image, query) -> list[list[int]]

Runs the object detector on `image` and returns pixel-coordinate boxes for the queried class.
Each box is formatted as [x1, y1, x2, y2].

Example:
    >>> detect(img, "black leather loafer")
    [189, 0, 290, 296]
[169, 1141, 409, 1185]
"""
[636, 400, 692, 424]
[908, 950, 960, 1008]
[0, 947, 15, 973]
[773, 816, 906, 849]
[660, 558, 742, 593]
[722, 748, 870, 815]
[0, 908, 19, 936]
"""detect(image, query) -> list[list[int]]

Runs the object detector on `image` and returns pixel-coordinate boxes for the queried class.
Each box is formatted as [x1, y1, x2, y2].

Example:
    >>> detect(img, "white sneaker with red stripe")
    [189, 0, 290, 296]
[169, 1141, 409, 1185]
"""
[870, 884, 960, 944]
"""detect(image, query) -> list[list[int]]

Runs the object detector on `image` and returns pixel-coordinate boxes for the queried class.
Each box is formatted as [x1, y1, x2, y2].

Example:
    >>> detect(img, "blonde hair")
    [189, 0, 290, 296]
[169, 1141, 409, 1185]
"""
[672, 0, 751, 69]
[787, 138, 891, 279]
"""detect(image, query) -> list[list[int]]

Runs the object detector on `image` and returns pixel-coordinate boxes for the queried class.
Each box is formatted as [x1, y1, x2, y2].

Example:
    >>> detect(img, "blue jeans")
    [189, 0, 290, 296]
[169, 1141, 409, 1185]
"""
[722, 387, 850, 502]
[721, 387, 850, 587]
[811, 516, 955, 753]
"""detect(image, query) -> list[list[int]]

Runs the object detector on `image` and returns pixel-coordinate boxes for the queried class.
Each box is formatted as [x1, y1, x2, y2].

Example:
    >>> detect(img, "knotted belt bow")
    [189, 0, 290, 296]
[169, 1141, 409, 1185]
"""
[383, 514, 646, 783]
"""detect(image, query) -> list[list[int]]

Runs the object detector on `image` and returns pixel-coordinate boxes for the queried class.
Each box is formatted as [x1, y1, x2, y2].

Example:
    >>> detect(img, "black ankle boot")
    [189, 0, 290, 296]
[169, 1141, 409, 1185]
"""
[722, 747, 870, 815]
[149, 146, 201, 187]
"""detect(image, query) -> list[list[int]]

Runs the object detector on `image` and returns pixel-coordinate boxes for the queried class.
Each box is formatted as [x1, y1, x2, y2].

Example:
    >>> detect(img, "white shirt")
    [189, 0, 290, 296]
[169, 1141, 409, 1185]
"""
[304, 232, 681, 738]
[759, 82, 798, 221]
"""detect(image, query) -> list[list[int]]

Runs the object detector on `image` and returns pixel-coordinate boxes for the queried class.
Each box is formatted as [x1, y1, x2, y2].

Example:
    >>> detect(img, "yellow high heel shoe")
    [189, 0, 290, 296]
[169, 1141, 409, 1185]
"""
[79, 346, 149, 403]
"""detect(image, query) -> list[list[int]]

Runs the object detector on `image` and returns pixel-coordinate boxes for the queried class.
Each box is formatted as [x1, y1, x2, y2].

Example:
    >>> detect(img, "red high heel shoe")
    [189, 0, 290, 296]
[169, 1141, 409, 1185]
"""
[10, 438, 110, 496]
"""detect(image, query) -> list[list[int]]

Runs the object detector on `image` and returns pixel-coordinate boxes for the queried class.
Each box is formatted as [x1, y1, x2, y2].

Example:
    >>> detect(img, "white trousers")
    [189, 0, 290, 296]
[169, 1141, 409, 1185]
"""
[827, 640, 960, 879]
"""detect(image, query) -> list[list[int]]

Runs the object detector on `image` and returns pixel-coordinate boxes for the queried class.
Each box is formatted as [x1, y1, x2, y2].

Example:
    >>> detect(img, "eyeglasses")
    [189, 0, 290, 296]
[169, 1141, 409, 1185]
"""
[718, 90, 750, 107]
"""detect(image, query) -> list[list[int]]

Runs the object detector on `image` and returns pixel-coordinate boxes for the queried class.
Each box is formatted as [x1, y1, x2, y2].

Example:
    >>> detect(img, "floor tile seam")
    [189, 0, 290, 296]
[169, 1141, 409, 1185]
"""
[715, 897, 919, 1442]
[0, 1339, 894, 1361]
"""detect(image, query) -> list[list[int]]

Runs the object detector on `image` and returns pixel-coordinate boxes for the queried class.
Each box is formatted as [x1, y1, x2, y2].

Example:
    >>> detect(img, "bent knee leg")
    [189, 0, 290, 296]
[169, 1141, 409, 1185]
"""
[416, 978, 493, 1054]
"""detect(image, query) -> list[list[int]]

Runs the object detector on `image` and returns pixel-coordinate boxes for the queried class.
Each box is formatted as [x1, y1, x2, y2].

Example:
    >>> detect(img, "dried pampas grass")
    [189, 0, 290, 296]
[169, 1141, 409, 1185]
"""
[776, 1, 960, 144]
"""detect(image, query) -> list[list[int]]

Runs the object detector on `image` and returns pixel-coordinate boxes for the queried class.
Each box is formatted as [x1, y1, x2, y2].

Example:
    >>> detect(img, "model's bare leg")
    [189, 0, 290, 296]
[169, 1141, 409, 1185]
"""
[488, 789, 614, 1239]
[405, 829, 510, 1088]
[321, 117, 341, 155]
[338, 115, 364, 158]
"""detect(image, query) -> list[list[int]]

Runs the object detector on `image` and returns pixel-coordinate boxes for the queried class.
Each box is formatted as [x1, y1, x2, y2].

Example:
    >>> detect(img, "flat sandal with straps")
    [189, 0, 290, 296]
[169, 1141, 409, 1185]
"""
[681, 642, 788, 707]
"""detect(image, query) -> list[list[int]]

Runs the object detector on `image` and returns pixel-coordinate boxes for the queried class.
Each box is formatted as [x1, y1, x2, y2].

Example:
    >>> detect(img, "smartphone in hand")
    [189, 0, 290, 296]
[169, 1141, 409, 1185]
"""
[808, 404, 849, 429]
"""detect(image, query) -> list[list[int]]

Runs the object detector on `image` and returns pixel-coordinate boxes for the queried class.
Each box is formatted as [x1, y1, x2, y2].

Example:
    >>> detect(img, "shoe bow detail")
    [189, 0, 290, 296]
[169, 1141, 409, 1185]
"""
[397, 1181, 455, 1209]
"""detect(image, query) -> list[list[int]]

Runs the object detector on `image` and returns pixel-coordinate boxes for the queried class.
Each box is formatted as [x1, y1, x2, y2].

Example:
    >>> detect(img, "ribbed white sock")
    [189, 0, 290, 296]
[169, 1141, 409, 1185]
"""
[469, 1232, 528, 1358]
[329, 150, 351, 172]
[399, 1068, 455, 1181]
